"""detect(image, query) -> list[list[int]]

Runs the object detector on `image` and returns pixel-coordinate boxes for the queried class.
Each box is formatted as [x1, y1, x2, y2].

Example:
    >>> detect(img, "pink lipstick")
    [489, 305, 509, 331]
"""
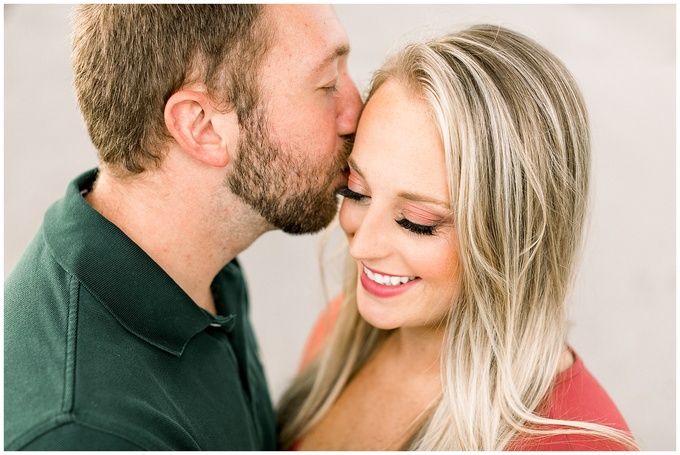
[359, 265, 420, 298]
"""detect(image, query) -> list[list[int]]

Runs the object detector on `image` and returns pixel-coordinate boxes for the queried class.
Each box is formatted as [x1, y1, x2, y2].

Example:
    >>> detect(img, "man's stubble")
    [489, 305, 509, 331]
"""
[228, 108, 353, 234]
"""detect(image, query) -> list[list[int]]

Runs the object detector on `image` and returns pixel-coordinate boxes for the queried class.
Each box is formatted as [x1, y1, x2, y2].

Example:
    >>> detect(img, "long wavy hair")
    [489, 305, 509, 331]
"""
[277, 24, 638, 450]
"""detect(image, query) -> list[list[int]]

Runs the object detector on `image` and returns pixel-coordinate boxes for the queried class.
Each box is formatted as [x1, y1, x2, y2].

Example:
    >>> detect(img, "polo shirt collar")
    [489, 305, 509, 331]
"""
[42, 169, 236, 357]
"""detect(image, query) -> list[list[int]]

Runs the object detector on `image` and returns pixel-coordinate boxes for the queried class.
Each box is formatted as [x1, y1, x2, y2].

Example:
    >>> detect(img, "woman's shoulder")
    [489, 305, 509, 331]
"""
[514, 349, 634, 451]
[514, 432, 634, 451]
[549, 350, 631, 433]
[297, 295, 344, 371]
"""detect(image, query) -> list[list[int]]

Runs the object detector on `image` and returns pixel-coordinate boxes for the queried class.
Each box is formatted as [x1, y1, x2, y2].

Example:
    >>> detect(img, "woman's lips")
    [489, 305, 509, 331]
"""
[359, 265, 420, 298]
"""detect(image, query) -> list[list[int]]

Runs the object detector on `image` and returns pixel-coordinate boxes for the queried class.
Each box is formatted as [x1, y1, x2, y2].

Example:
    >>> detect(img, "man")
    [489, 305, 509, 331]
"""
[4, 5, 361, 450]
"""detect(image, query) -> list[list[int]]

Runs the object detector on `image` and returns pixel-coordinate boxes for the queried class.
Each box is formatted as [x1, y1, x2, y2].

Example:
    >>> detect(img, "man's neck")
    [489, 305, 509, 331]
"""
[85, 161, 271, 314]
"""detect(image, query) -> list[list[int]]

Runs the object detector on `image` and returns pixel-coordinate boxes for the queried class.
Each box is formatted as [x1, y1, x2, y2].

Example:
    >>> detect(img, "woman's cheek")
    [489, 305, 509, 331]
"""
[339, 199, 359, 239]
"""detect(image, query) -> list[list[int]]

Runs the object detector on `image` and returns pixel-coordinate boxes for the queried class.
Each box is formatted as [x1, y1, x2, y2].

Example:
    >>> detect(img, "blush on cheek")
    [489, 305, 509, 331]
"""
[339, 200, 355, 237]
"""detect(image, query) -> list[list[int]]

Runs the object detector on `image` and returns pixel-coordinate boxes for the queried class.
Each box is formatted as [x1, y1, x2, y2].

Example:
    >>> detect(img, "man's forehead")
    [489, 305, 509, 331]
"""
[264, 4, 349, 51]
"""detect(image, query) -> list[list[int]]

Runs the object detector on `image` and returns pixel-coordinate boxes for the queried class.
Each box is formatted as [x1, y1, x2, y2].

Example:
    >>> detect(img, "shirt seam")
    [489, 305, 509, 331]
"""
[61, 273, 79, 414]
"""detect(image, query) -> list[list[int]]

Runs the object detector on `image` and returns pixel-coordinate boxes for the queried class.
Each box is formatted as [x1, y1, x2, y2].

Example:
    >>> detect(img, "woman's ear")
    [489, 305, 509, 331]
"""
[164, 90, 237, 168]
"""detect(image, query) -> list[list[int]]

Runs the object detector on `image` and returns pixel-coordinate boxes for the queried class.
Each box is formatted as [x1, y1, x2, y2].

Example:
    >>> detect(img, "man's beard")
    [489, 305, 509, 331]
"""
[228, 110, 353, 234]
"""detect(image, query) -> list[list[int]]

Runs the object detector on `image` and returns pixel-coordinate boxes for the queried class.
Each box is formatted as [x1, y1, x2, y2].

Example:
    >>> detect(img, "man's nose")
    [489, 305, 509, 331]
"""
[337, 76, 362, 137]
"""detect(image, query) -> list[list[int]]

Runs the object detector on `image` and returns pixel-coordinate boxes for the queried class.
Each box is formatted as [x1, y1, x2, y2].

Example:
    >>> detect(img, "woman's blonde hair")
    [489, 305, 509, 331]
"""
[277, 24, 637, 450]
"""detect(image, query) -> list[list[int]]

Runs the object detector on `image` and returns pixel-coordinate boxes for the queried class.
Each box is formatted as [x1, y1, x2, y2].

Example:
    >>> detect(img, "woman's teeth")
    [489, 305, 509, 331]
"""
[364, 266, 416, 286]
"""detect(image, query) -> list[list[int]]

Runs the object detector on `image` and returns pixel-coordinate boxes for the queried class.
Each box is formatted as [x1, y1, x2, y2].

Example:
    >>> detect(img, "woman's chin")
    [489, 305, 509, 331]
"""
[356, 297, 401, 331]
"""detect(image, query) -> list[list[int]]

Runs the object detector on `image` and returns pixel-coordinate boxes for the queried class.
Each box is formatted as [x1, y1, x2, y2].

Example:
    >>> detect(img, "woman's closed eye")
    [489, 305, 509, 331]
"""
[396, 217, 437, 236]
[339, 186, 440, 235]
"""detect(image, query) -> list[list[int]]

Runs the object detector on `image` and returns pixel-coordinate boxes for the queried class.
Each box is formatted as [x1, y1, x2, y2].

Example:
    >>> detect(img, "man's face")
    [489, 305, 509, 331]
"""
[228, 5, 362, 234]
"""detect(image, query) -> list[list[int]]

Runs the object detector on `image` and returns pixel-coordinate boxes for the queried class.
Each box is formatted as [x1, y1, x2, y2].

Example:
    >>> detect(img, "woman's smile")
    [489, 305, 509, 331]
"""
[359, 264, 421, 299]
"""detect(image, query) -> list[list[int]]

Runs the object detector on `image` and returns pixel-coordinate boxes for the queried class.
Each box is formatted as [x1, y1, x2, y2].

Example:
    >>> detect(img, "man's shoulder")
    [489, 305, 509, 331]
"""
[4, 235, 152, 450]
[5, 234, 66, 293]
[5, 237, 90, 450]
[5, 170, 96, 302]
[5, 276, 203, 451]
[8, 419, 147, 451]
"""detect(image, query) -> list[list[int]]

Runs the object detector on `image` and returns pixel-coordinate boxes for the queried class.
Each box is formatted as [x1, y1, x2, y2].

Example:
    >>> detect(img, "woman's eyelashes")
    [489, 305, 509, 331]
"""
[338, 186, 438, 236]
[337, 185, 366, 201]
[396, 217, 437, 236]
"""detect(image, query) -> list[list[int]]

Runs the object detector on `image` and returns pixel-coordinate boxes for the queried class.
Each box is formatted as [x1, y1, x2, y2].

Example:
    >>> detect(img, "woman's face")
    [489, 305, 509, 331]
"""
[339, 80, 459, 332]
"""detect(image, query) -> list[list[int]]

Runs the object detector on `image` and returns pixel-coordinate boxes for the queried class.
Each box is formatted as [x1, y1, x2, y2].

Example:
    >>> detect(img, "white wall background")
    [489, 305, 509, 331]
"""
[4, 4, 674, 450]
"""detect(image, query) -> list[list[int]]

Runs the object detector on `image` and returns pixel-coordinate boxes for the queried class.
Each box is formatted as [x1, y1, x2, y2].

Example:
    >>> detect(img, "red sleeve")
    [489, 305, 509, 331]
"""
[297, 295, 343, 372]
[513, 351, 635, 451]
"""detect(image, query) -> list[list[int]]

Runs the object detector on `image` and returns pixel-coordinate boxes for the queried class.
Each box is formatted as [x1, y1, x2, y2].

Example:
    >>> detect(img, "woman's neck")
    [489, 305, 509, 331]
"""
[381, 325, 446, 375]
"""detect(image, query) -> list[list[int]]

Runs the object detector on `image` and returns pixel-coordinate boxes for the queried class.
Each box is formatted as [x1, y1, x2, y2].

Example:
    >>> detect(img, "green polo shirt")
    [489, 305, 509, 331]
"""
[5, 169, 277, 450]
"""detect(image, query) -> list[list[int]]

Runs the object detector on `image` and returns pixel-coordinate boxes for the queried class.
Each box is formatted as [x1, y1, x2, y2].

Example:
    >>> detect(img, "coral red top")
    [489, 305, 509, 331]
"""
[509, 352, 633, 450]
[293, 297, 634, 451]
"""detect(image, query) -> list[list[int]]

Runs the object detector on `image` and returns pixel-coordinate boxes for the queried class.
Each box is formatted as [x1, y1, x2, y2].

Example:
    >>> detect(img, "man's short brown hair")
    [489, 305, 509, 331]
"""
[71, 5, 269, 173]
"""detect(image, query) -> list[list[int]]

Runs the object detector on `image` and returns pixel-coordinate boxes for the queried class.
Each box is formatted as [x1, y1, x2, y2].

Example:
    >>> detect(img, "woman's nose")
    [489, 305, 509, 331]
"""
[344, 206, 391, 262]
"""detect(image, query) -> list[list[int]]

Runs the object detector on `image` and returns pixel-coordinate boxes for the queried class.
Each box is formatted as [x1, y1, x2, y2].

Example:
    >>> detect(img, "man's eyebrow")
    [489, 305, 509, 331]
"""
[313, 45, 349, 75]
[349, 157, 449, 209]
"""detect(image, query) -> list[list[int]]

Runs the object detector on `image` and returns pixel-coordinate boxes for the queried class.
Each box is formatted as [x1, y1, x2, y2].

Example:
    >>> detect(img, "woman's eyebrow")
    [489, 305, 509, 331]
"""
[398, 192, 449, 209]
[349, 157, 448, 208]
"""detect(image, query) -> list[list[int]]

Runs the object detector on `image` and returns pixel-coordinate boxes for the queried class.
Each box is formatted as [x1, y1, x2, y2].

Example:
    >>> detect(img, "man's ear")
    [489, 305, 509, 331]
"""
[164, 90, 237, 168]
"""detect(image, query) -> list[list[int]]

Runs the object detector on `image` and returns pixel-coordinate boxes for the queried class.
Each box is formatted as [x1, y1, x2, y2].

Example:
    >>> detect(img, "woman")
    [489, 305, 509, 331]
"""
[277, 24, 638, 450]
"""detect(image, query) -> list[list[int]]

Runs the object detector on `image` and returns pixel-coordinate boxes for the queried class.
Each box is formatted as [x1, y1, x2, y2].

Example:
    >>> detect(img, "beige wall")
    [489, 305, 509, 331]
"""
[4, 4, 675, 449]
